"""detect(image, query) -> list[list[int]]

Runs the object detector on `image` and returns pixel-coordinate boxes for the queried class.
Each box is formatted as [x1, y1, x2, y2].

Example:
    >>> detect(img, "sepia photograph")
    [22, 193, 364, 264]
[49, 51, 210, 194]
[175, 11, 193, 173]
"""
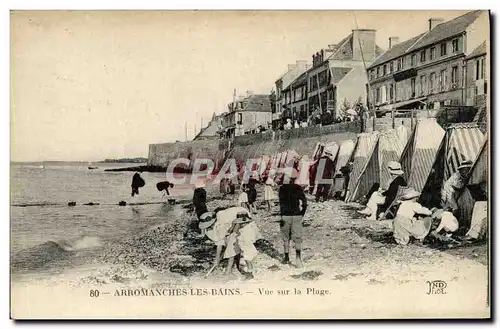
[10, 9, 490, 319]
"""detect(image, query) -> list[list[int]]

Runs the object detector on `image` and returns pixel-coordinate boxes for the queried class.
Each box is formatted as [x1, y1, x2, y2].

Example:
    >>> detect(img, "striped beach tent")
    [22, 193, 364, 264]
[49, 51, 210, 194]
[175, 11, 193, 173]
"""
[457, 138, 488, 229]
[345, 130, 404, 203]
[312, 142, 325, 160]
[420, 123, 485, 207]
[378, 129, 406, 188]
[443, 123, 485, 182]
[331, 139, 357, 195]
[345, 132, 379, 202]
[399, 118, 445, 192]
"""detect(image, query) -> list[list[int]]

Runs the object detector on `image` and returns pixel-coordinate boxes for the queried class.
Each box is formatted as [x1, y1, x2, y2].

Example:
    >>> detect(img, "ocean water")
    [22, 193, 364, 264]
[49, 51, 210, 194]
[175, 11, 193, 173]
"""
[10, 162, 196, 281]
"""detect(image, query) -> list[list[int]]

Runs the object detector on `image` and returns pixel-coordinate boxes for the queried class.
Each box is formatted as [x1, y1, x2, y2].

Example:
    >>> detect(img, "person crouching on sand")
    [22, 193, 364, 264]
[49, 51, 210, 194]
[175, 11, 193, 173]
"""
[392, 188, 433, 246]
[199, 207, 261, 280]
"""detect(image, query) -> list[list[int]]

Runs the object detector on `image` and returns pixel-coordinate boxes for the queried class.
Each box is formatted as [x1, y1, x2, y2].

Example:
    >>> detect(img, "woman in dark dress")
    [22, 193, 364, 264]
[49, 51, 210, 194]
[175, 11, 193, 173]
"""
[192, 180, 208, 219]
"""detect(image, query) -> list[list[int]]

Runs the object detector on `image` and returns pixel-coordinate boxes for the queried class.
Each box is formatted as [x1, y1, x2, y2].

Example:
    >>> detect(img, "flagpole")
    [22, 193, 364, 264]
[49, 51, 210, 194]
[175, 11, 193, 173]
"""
[352, 11, 375, 132]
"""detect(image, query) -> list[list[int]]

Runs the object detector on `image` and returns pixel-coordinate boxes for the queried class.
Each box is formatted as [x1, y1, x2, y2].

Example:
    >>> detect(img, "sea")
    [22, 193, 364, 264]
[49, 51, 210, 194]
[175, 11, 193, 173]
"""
[10, 161, 196, 284]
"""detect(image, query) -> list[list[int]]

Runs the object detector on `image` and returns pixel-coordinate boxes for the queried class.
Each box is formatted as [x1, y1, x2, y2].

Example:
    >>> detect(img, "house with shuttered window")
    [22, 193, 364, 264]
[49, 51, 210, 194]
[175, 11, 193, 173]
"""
[366, 10, 489, 117]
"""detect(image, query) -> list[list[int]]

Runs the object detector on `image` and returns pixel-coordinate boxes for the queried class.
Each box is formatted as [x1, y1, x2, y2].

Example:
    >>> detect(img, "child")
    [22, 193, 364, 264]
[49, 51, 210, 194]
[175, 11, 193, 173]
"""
[264, 177, 276, 212]
[198, 207, 261, 280]
[430, 208, 459, 239]
[392, 188, 433, 245]
[238, 185, 249, 210]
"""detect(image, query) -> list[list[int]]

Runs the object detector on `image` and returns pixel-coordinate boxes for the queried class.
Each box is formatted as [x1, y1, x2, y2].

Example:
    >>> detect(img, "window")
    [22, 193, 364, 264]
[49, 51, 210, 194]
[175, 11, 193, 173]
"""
[237, 113, 243, 124]
[440, 42, 447, 56]
[429, 73, 436, 93]
[462, 66, 466, 88]
[430, 47, 436, 60]
[397, 58, 403, 71]
[370, 69, 375, 80]
[381, 85, 387, 103]
[389, 62, 393, 73]
[419, 75, 426, 96]
[452, 38, 459, 53]
[410, 78, 416, 98]
[481, 58, 485, 79]
[411, 54, 417, 67]
[475, 60, 480, 80]
[484, 81, 488, 94]
[376, 66, 380, 77]
[420, 50, 426, 63]
[383, 64, 387, 76]
[389, 84, 394, 101]
[439, 69, 447, 91]
[375, 88, 380, 103]
[451, 66, 458, 87]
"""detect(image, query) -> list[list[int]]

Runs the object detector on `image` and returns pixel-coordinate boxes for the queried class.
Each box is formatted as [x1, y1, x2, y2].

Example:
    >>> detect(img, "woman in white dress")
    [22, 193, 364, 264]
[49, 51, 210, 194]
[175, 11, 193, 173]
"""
[264, 177, 277, 212]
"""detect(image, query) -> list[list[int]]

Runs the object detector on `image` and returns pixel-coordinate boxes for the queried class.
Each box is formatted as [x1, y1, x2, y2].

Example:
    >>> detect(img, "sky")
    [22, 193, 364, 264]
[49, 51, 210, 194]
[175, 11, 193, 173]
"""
[10, 10, 470, 162]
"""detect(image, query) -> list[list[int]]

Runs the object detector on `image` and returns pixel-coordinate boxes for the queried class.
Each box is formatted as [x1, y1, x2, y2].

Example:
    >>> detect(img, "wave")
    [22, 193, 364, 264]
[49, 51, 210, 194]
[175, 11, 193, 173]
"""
[11, 236, 103, 271]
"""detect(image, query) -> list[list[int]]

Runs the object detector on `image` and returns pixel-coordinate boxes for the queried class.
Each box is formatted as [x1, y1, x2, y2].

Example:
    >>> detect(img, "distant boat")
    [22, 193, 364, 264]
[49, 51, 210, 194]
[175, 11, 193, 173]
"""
[88, 166, 98, 170]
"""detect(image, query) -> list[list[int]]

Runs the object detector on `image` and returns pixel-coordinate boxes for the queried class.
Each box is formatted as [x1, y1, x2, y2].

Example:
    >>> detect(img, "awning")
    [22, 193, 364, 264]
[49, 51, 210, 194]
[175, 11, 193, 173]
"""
[395, 97, 427, 109]
[376, 97, 427, 112]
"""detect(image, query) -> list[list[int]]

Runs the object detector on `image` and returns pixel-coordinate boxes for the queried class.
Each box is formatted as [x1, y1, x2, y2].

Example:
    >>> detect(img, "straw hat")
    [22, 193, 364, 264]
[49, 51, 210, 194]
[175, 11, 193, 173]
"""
[401, 187, 421, 201]
[198, 212, 216, 230]
[458, 160, 473, 170]
[388, 161, 404, 175]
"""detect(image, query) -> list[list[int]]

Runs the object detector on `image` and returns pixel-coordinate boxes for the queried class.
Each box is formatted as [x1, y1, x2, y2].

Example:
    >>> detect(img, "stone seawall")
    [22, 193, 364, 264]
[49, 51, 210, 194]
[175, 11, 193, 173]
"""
[148, 121, 362, 170]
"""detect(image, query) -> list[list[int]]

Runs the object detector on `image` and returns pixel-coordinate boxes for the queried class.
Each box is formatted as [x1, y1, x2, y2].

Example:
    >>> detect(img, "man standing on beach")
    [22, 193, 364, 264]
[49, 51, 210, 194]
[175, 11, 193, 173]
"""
[278, 171, 308, 268]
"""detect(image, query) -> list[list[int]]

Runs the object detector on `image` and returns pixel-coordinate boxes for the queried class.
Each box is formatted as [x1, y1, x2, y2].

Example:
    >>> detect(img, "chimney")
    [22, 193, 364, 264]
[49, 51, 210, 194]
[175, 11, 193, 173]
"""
[287, 64, 297, 72]
[296, 60, 308, 72]
[388, 36, 400, 49]
[246, 90, 254, 97]
[428, 18, 444, 31]
[352, 29, 377, 62]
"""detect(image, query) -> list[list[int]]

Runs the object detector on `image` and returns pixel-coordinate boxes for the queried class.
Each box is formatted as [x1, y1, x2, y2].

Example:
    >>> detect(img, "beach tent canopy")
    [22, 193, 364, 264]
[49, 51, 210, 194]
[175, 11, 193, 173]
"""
[312, 142, 325, 160]
[345, 130, 405, 203]
[420, 123, 485, 208]
[399, 118, 445, 192]
[396, 123, 409, 146]
[323, 142, 340, 162]
[345, 132, 379, 202]
[457, 138, 488, 230]
[334, 139, 356, 177]
[378, 129, 405, 188]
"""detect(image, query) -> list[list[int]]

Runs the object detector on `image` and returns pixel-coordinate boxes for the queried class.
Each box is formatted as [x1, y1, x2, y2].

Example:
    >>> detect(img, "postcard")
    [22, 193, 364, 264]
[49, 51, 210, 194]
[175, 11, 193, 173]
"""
[10, 10, 490, 319]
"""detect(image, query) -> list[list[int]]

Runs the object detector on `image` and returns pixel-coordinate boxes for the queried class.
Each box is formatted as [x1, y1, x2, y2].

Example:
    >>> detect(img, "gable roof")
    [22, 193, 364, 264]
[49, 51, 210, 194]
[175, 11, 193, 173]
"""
[330, 66, 352, 85]
[408, 10, 484, 53]
[368, 33, 425, 68]
[466, 40, 487, 60]
[241, 94, 272, 112]
[368, 10, 484, 69]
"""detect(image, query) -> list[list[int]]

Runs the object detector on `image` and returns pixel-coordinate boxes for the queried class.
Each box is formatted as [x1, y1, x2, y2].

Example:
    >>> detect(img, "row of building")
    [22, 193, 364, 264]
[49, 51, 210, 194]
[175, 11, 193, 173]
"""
[195, 10, 488, 140]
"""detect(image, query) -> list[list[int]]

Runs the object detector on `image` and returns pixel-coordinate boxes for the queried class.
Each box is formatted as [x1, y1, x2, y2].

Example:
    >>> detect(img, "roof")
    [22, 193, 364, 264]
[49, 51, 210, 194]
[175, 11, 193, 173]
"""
[240, 94, 272, 113]
[408, 10, 484, 53]
[368, 33, 425, 68]
[330, 66, 352, 85]
[284, 71, 308, 91]
[466, 41, 487, 60]
[368, 10, 484, 69]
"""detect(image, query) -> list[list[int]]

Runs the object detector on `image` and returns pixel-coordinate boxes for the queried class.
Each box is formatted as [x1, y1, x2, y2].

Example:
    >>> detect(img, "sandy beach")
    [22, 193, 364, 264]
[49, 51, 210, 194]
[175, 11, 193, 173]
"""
[11, 183, 490, 319]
